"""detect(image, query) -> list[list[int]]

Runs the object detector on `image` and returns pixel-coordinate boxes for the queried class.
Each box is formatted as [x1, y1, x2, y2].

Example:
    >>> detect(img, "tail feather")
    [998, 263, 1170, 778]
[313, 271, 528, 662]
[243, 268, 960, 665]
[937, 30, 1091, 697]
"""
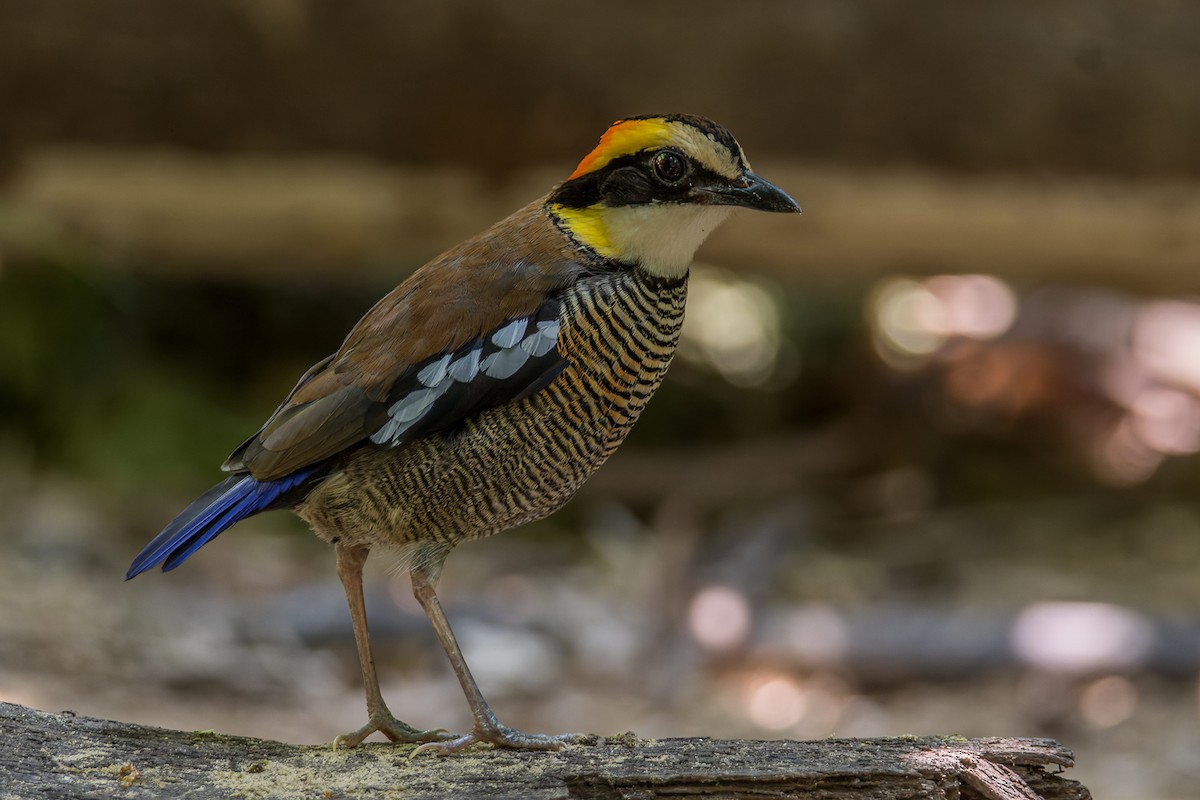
[127, 468, 318, 579]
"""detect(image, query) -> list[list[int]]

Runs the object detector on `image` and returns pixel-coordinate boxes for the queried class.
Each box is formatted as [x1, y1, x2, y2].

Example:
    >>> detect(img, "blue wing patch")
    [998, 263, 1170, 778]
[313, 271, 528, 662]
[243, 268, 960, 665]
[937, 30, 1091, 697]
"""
[369, 302, 564, 446]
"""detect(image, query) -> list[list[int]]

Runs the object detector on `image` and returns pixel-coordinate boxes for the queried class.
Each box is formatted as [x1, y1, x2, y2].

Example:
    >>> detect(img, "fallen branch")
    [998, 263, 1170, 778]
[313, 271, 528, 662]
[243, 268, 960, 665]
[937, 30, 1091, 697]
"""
[0, 702, 1088, 799]
[7, 149, 1198, 293]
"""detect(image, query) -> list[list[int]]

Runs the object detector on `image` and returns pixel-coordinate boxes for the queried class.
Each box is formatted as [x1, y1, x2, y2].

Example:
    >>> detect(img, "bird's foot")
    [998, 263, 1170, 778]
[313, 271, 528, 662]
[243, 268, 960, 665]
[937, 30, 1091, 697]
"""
[411, 723, 595, 756]
[334, 710, 452, 748]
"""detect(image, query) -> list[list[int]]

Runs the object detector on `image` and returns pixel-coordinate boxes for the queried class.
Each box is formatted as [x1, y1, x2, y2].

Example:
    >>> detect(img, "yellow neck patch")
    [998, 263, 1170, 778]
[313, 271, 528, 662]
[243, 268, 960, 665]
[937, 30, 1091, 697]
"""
[550, 203, 616, 258]
[568, 118, 673, 180]
[551, 201, 734, 279]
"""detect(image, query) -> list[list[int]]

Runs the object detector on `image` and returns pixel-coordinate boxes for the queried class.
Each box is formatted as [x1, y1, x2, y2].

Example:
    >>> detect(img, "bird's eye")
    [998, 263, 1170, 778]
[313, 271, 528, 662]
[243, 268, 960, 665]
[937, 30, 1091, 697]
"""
[652, 150, 688, 184]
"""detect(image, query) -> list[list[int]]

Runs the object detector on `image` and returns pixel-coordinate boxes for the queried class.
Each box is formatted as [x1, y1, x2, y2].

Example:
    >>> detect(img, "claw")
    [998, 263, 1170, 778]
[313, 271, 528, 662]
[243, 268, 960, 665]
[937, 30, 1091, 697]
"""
[334, 710, 453, 748]
[410, 724, 593, 756]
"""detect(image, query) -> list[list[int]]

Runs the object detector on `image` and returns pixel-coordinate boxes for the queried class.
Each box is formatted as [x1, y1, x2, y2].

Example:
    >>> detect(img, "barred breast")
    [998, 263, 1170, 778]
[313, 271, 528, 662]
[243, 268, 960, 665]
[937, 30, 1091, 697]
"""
[297, 268, 687, 560]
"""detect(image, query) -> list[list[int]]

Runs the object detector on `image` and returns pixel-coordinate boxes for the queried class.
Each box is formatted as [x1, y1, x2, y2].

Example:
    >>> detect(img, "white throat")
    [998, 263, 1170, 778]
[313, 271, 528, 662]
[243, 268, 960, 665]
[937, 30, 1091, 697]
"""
[602, 204, 734, 278]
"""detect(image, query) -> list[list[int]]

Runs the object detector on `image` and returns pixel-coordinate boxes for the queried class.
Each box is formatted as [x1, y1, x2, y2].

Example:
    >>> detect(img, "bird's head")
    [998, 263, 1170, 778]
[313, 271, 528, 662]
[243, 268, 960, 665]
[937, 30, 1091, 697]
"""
[548, 114, 800, 279]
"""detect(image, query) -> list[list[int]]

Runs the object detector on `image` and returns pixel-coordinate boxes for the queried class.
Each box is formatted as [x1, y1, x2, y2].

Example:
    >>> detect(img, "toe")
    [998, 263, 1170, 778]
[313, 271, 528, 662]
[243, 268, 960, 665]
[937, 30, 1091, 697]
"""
[410, 725, 594, 755]
[335, 713, 454, 748]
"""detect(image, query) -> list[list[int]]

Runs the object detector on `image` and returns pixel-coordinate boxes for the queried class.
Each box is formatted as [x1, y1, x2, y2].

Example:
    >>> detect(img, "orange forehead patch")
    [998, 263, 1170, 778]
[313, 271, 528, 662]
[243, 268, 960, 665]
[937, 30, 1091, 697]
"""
[568, 118, 673, 180]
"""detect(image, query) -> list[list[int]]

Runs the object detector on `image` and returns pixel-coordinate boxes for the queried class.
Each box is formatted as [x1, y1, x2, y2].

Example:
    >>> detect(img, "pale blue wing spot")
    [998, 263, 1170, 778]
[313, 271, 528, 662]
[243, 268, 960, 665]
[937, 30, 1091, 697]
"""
[372, 382, 451, 445]
[521, 319, 560, 357]
[491, 318, 528, 349]
[388, 415, 424, 442]
[417, 354, 452, 388]
[447, 347, 483, 382]
[481, 347, 531, 380]
[370, 419, 399, 445]
[388, 386, 442, 424]
[371, 318, 557, 447]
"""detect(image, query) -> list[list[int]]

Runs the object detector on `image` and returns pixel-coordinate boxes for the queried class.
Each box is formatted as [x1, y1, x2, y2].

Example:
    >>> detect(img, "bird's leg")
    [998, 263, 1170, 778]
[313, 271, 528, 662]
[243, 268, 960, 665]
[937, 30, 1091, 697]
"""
[332, 542, 451, 747]
[409, 563, 590, 755]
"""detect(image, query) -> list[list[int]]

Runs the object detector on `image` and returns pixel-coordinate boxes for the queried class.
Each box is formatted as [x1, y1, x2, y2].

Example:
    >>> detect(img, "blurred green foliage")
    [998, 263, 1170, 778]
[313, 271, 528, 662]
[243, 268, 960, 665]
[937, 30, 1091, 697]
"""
[0, 251, 873, 492]
[0, 257, 371, 491]
[4, 246, 1198, 521]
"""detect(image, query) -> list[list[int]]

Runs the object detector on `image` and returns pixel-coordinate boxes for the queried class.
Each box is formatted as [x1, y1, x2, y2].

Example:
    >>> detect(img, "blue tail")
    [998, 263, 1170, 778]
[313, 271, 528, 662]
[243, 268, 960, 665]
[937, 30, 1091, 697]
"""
[126, 468, 319, 579]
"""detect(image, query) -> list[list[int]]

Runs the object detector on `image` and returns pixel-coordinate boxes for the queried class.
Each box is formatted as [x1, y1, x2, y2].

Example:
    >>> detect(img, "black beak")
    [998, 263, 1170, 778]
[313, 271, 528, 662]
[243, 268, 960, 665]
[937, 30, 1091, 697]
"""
[700, 171, 801, 214]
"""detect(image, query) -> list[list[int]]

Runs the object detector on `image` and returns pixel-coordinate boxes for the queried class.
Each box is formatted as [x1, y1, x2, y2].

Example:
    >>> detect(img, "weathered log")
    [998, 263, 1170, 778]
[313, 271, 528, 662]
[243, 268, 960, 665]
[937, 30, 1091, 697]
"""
[1, 702, 1088, 800]
[6, 150, 1199, 293]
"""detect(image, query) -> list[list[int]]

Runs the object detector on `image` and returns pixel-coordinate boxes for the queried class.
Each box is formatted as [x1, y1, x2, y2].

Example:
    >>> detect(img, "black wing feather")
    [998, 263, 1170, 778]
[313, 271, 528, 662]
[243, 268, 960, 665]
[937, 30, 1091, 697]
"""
[366, 298, 565, 448]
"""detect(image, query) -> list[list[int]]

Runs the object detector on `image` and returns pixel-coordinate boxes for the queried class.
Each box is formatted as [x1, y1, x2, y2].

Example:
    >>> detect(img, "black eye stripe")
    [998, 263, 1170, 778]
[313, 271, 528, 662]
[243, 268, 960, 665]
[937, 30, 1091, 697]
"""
[551, 151, 720, 209]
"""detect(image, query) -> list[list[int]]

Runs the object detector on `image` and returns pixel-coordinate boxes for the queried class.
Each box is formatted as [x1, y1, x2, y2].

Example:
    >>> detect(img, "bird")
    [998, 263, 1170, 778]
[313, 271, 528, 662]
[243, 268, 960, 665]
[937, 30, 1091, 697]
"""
[126, 113, 800, 754]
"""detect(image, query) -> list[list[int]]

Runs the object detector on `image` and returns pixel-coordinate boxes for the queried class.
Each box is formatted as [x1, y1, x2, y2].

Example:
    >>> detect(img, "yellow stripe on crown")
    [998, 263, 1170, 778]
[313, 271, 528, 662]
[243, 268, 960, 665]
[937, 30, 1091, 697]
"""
[569, 118, 673, 180]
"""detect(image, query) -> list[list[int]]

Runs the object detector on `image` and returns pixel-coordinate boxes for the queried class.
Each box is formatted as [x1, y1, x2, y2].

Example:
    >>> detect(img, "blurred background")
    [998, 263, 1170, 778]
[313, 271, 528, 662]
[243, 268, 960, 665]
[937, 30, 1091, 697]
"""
[1, 2, 1198, 797]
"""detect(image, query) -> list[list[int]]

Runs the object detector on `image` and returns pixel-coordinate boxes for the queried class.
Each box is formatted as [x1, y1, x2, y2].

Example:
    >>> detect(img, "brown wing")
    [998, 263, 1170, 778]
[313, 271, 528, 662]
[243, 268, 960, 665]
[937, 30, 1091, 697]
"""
[224, 200, 597, 481]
